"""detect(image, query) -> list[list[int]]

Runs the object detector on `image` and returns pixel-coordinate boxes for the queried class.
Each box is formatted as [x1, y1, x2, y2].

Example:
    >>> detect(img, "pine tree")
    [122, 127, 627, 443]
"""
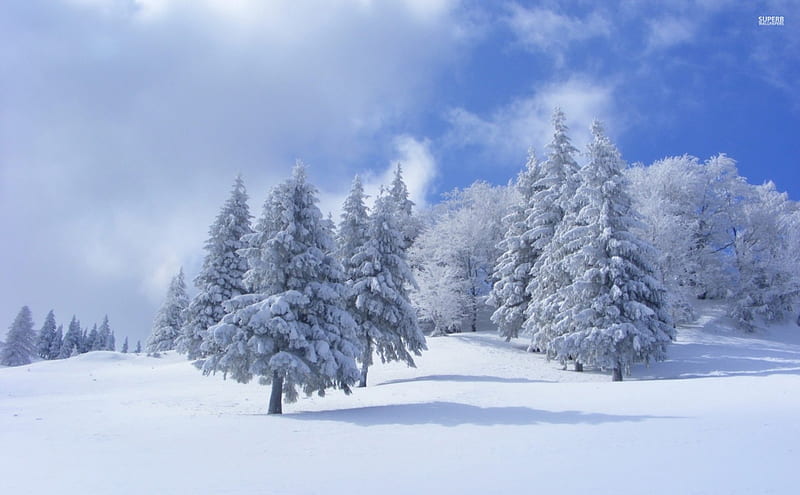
[146, 269, 189, 353]
[108, 331, 116, 352]
[206, 164, 361, 414]
[1, 306, 37, 366]
[488, 151, 543, 340]
[523, 108, 582, 351]
[538, 121, 674, 379]
[177, 175, 252, 361]
[350, 195, 426, 387]
[59, 316, 83, 359]
[337, 175, 370, 279]
[36, 310, 58, 359]
[49, 325, 63, 360]
[134, 340, 142, 354]
[80, 327, 91, 354]
[121, 336, 129, 353]
[387, 164, 420, 250]
[88, 324, 100, 351]
[96, 316, 112, 351]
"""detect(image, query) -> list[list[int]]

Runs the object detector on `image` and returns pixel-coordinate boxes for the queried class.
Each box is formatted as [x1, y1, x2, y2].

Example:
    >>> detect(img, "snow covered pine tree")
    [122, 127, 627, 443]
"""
[177, 175, 252, 361]
[36, 309, 58, 360]
[1, 306, 37, 367]
[206, 163, 361, 414]
[539, 121, 674, 380]
[146, 269, 189, 353]
[350, 194, 426, 386]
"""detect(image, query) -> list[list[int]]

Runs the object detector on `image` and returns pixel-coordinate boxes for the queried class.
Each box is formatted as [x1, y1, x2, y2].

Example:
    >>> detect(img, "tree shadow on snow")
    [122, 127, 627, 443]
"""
[633, 340, 800, 380]
[288, 401, 677, 427]
[379, 374, 544, 386]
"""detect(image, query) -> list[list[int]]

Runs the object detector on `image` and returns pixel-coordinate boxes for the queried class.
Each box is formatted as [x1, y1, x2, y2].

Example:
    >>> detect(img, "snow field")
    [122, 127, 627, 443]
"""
[2, 316, 800, 495]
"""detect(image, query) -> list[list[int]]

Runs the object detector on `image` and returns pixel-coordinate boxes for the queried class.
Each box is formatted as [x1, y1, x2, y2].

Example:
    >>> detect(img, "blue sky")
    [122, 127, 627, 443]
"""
[1, 0, 798, 344]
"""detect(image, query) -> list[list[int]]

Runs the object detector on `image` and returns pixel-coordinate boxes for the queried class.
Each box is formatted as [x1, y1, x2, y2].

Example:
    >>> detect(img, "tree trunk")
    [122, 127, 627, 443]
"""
[612, 366, 623, 382]
[359, 362, 368, 388]
[268, 372, 283, 414]
[358, 340, 371, 388]
[574, 362, 583, 372]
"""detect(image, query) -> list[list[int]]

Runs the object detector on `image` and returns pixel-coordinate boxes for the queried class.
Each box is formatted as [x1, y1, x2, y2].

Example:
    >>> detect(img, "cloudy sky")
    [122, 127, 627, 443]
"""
[2, 0, 798, 344]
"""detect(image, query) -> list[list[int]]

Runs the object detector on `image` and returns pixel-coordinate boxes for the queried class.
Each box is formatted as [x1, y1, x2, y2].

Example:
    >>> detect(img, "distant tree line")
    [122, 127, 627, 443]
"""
[1, 308, 140, 367]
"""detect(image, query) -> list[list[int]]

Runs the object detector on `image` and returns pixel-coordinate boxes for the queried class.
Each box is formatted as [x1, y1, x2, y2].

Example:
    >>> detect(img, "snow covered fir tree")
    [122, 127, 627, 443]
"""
[528, 121, 674, 379]
[146, 269, 189, 353]
[349, 194, 426, 386]
[204, 163, 361, 414]
[1, 306, 37, 367]
[177, 175, 252, 361]
[36, 310, 59, 360]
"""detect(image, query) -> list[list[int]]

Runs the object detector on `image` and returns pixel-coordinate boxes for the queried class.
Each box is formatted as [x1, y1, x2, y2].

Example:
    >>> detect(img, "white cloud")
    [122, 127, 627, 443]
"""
[318, 134, 438, 219]
[646, 16, 696, 50]
[445, 77, 617, 162]
[506, 4, 610, 56]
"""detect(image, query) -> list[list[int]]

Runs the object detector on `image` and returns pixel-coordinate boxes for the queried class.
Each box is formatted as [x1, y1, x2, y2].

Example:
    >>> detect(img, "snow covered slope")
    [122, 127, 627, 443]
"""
[2, 306, 799, 495]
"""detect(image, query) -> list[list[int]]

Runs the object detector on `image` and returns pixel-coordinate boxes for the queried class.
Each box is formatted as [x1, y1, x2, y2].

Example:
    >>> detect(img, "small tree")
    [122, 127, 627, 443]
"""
[178, 175, 252, 361]
[1, 306, 37, 366]
[36, 310, 58, 360]
[96, 315, 112, 351]
[49, 325, 63, 360]
[59, 316, 83, 359]
[146, 269, 189, 352]
[88, 324, 100, 351]
[121, 336, 129, 353]
[206, 164, 361, 414]
[350, 195, 426, 386]
[134, 340, 142, 354]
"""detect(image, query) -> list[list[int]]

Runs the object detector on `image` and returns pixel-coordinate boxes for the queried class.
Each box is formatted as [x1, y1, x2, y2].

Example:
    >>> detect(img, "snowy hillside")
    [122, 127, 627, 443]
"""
[2, 304, 799, 495]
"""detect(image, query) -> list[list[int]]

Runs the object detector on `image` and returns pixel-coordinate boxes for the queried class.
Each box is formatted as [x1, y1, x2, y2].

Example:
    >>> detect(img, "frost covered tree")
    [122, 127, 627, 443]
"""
[134, 340, 142, 354]
[1, 306, 37, 366]
[729, 182, 800, 330]
[350, 195, 426, 386]
[534, 121, 674, 380]
[522, 108, 581, 347]
[146, 269, 189, 353]
[87, 324, 100, 351]
[412, 260, 466, 336]
[59, 316, 83, 359]
[96, 315, 112, 351]
[80, 327, 91, 354]
[121, 336, 129, 353]
[488, 152, 543, 340]
[206, 164, 361, 414]
[177, 176, 252, 361]
[387, 164, 421, 250]
[49, 325, 63, 360]
[36, 310, 58, 360]
[336, 175, 370, 278]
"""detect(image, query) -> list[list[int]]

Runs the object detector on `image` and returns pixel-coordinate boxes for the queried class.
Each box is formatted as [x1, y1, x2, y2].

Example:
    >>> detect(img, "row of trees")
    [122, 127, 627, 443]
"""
[147, 166, 425, 413]
[1, 307, 140, 367]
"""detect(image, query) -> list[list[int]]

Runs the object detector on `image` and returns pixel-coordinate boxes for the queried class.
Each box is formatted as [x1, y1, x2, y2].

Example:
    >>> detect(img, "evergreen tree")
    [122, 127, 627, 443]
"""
[1, 306, 37, 366]
[59, 316, 83, 359]
[96, 316, 112, 351]
[146, 269, 189, 352]
[387, 164, 421, 250]
[108, 331, 116, 352]
[36, 310, 58, 359]
[80, 327, 91, 353]
[49, 325, 63, 360]
[206, 164, 361, 414]
[177, 175, 252, 361]
[121, 336, 129, 353]
[134, 340, 142, 354]
[88, 324, 100, 351]
[523, 108, 582, 350]
[336, 175, 370, 279]
[350, 195, 426, 386]
[536, 121, 674, 379]
[488, 151, 543, 340]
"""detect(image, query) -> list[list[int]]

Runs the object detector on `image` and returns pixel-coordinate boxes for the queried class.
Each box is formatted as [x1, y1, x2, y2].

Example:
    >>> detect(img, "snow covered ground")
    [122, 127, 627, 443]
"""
[2, 304, 799, 495]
